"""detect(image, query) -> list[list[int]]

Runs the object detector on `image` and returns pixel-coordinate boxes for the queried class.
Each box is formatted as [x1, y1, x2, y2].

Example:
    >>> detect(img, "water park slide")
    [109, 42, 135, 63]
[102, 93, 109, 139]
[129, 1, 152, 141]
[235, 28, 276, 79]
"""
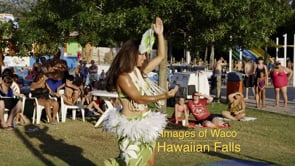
[232, 49, 241, 60]
[250, 48, 272, 62]
[249, 49, 265, 58]
[234, 48, 256, 60]
[234, 48, 271, 61]
[241, 49, 257, 60]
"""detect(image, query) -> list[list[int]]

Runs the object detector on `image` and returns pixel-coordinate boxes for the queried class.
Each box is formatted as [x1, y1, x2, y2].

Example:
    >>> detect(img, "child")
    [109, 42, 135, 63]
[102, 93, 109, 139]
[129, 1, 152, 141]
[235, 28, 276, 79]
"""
[257, 71, 266, 108]
[174, 96, 189, 126]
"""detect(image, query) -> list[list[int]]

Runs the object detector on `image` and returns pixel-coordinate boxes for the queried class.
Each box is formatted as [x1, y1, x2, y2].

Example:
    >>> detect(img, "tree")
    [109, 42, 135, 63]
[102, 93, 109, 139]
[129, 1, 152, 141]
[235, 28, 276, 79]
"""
[2, 0, 294, 57]
[2, 0, 294, 100]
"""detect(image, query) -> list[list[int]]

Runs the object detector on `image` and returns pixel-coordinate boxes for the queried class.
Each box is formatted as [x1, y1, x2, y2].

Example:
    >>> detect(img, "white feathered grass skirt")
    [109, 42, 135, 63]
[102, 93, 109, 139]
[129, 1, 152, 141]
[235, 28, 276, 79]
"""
[103, 109, 167, 143]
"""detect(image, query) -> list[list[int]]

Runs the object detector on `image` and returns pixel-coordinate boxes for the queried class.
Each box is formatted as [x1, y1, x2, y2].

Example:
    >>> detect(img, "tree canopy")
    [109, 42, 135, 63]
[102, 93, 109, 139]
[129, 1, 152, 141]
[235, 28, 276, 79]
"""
[0, 0, 294, 58]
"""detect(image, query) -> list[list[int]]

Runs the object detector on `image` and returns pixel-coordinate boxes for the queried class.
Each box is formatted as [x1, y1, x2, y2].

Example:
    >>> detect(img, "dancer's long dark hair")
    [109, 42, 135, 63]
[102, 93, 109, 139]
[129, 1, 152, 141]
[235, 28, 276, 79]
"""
[106, 39, 140, 91]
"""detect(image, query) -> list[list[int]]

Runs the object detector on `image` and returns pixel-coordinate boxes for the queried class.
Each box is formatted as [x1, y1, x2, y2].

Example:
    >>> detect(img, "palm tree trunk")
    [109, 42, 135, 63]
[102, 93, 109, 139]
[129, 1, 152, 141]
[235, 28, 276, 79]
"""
[210, 45, 215, 70]
[159, 39, 168, 113]
[204, 46, 208, 67]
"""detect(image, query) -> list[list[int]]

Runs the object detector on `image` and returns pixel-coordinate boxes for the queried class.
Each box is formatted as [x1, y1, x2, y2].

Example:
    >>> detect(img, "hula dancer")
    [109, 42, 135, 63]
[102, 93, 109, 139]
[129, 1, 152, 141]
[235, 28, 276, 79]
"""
[104, 17, 178, 166]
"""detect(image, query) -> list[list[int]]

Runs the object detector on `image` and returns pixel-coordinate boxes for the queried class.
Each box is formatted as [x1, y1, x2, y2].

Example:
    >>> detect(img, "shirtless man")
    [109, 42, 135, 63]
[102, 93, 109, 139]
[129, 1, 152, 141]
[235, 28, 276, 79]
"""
[213, 57, 227, 102]
[243, 57, 255, 99]
[235, 60, 243, 72]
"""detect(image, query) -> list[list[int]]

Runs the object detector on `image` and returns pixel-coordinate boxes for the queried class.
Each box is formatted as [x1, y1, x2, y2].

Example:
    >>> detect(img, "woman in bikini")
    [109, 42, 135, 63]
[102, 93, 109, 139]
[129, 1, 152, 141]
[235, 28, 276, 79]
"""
[222, 92, 246, 121]
[104, 17, 178, 166]
[174, 96, 189, 125]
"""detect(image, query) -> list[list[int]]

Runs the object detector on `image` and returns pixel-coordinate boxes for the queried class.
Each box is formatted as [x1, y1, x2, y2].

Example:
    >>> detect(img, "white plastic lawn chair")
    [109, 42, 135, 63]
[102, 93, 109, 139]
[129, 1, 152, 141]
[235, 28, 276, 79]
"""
[3, 96, 27, 123]
[94, 100, 114, 127]
[29, 93, 59, 124]
[59, 90, 85, 123]
[4, 108, 9, 122]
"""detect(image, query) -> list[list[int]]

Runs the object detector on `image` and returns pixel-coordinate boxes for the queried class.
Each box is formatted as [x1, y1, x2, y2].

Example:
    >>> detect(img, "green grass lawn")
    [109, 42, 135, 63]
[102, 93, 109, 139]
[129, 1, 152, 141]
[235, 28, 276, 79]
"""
[1, 103, 295, 166]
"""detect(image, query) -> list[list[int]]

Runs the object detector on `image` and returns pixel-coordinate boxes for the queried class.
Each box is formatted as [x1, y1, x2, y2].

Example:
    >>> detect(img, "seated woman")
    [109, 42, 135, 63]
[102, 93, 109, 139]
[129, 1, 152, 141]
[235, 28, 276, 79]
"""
[57, 75, 81, 106]
[174, 96, 189, 125]
[0, 75, 22, 130]
[30, 72, 59, 124]
[222, 92, 246, 121]
[81, 86, 104, 116]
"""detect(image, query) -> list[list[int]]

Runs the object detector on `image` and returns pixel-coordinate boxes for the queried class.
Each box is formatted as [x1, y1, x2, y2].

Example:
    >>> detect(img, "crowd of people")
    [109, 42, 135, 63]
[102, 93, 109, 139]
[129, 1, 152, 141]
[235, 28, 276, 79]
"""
[209, 55, 292, 109]
[171, 55, 293, 127]
[172, 91, 245, 127]
[238, 57, 292, 108]
[0, 51, 112, 130]
[0, 15, 294, 166]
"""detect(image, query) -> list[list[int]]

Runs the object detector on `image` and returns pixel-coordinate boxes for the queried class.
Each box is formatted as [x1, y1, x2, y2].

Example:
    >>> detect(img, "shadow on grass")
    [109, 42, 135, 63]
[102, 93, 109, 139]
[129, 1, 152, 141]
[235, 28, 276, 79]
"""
[15, 125, 96, 166]
[201, 148, 278, 166]
[85, 116, 99, 124]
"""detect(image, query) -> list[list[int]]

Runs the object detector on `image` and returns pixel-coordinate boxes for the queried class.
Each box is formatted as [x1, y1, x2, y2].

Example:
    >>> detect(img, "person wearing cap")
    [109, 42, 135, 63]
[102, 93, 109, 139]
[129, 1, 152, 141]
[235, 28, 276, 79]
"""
[222, 92, 246, 120]
[270, 61, 292, 107]
[187, 91, 228, 127]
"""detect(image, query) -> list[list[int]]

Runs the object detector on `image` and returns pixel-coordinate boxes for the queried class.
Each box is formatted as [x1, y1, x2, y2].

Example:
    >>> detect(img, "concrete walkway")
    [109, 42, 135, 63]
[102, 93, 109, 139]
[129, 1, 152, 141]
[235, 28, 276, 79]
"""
[220, 86, 295, 116]
[243, 96, 295, 116]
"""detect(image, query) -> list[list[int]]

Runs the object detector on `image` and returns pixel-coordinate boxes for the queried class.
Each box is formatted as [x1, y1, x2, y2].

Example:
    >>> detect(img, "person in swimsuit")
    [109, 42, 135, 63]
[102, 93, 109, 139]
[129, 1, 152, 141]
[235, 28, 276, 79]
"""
[270, 61, 292, 107]
[104, 17, 178, 166]
[57, 75, 81, 105]
[222, 92, 246, 121]
[174, 96, 189, 125]
[212, 57, 227, 102]
[81, 86, 104, 116]
[243, 56, 255, 99]
[257, 71, 266, 108]
[30, 72, 59, 124]
[254, 57, 268, 108]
